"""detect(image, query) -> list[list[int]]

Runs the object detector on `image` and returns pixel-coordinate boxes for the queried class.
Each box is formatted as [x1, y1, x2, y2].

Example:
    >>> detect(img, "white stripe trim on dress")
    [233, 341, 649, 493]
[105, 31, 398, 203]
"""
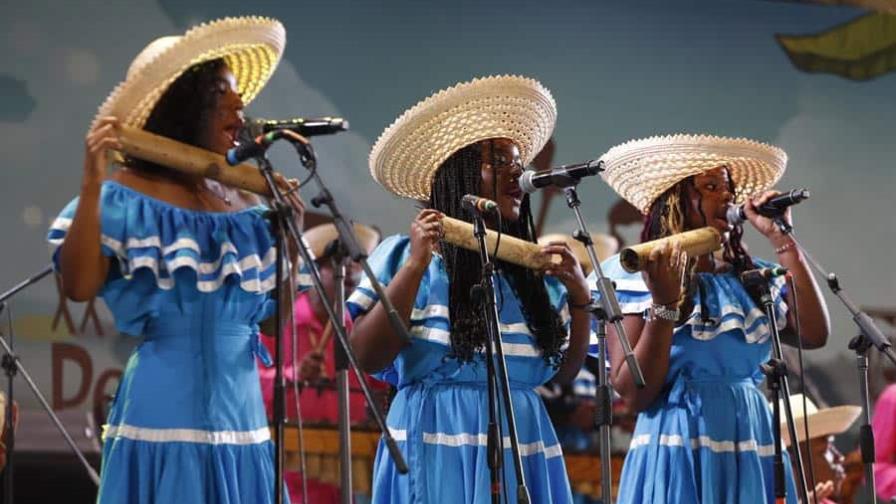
[628, 433, 775, 456]
[50, 220, 281, 293]
[386, 430, 562, 459]
[409, 325, 543, 357]
[348, 288, 377, 310]
[103, 424, 271, 445]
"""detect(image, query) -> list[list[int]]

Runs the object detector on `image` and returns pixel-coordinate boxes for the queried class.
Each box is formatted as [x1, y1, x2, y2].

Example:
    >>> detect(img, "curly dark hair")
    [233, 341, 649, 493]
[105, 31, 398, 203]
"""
[126, 58, 228, 175]
[640, 173, 760, 321]
[428, 140, 567, 366]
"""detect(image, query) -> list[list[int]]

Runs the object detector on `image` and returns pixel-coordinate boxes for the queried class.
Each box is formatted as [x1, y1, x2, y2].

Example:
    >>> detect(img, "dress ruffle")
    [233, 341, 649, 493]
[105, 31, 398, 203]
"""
[591, 254, 788, 344]
[48, 181, 283, 294]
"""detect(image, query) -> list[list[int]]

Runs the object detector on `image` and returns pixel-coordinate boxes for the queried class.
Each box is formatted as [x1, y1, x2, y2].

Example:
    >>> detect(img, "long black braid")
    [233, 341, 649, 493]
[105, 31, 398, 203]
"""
[428, 141, 567, 366]
[640, 174, 761, 321]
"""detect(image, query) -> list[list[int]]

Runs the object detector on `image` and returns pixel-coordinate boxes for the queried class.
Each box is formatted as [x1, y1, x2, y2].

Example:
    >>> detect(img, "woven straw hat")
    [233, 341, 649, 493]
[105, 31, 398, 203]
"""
[91, 16, 285, 131]
[303, 223, 380, 262]
[599, 134, 787, 214]
[369, 75, 556, 200]
[777, 394, 862, 446]
[538, 233, 618, 276]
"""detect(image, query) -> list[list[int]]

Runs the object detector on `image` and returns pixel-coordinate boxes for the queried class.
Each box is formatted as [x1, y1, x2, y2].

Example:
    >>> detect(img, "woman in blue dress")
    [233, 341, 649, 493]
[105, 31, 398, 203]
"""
[48, 17, 306, 503]
[347, 76, 593, 503]
[594, 134, 830, 503]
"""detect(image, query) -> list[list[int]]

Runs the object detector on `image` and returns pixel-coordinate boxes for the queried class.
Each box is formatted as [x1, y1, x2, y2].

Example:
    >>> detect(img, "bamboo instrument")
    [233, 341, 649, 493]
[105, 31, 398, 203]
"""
[441, 216, 560, 270]
[115, 124, 272, 196]
[620, 227, 721, 273]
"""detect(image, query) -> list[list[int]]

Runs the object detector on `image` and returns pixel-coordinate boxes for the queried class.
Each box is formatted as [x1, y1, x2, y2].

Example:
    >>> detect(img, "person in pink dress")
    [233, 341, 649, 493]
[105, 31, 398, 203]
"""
[873, 382, 896, 501]
[257, 222, 382, 503]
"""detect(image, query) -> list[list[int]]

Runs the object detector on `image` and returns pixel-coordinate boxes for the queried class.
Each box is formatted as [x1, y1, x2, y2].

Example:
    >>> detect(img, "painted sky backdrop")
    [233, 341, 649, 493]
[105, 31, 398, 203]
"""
[0, 0, 893, 412]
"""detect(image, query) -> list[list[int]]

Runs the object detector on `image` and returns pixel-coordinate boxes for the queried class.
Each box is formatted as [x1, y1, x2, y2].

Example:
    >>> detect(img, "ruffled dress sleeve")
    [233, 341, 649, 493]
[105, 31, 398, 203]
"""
[588, 254, 653, 315]
[47, 181, 305, 337]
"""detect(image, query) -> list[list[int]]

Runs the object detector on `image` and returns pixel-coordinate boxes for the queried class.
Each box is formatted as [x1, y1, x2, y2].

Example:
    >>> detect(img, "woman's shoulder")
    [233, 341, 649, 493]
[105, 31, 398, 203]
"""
[588, 253, 648, 293]
[109, 168, 262, 212]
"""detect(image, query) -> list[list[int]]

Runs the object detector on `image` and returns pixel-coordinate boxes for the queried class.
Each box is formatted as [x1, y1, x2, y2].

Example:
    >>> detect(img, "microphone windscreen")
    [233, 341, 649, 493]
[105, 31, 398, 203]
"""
[519, 170, 538, 194]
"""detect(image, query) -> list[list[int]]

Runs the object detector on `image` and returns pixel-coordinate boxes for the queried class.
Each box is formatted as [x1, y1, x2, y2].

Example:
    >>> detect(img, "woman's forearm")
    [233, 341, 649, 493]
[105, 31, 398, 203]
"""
[776, 243, 830, 349]
[554, 308, 592, 384]
[59, 179, 109, 301]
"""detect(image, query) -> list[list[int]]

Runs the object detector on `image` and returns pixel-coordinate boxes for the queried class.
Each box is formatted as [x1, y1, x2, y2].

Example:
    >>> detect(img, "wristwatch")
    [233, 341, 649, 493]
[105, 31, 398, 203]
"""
[645, 302, 680, 322]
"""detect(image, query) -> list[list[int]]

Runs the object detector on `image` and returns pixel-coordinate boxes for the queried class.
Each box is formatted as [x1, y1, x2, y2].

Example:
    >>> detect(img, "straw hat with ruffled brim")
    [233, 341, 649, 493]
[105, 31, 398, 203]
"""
[303, 223, 380, 262]
[599, 134, 787, 215]
[777, 394, 862, 446]
[369, 75, 556, 200]
[91, 16, 285, 131]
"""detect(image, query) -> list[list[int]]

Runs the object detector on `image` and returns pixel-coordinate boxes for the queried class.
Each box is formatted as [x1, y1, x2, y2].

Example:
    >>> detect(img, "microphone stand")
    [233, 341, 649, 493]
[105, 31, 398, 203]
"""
[329, 242, 353, 504]
[254, 137, 409, 504]
[746, 269, 810, 504]
[283, 136, 410, 476]
[561, 185, 645, 504]
[773, 217, 894, 502]
[470, 209, 530, 504]
[0, 265, 101, 504]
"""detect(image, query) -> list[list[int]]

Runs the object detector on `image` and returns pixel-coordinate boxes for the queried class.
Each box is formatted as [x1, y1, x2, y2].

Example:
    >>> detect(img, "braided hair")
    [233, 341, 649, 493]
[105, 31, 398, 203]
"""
[640, 171, 760, 320]
[428, 141, 567, 366]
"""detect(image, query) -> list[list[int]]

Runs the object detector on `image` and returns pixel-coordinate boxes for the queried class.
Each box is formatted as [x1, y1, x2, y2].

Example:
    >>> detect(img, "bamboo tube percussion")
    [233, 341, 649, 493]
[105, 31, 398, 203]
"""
[114, 124, 273, 196]
[440, 216, 561, 270]
[619, 227, 722, 273]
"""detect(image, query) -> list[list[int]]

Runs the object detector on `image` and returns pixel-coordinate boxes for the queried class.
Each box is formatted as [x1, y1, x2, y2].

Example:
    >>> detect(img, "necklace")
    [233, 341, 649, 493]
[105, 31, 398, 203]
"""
[197, 181, 232, 206]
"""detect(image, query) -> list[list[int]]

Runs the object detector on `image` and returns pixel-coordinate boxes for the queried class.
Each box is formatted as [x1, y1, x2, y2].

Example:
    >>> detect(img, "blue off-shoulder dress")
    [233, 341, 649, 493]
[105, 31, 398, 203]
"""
[591, 254, 797, 504]
[346, 235, 579, 504]
[48, 180, 299, 504]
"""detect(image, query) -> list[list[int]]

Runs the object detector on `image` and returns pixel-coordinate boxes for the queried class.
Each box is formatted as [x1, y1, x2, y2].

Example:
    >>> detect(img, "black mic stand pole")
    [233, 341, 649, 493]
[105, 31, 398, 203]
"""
[284, 137, 410, 476]
[0, 265, 101, 504]
[470, 209, 531, 504]
[773, 217, 894, 501]
[328, 241, 353, 504]
[254, 137, 409, 500]
[747, 268, 810, 504]
[561, 185, 646, 504]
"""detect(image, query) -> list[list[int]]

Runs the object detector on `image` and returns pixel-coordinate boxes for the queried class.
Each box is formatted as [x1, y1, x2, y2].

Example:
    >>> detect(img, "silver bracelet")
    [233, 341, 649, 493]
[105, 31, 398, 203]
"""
[645, 303, 680, 322]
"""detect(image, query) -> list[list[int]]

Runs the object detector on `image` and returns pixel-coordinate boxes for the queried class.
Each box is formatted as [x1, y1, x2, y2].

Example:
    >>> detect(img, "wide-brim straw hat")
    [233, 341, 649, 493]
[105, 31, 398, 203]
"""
[303, 223, 380, 262]
[599, 134, 787, 214]
[91, 16, 285, 131]
[538, 233, 619, 276]
[777, 394, 862, 446]
[369, 75, 557, 200]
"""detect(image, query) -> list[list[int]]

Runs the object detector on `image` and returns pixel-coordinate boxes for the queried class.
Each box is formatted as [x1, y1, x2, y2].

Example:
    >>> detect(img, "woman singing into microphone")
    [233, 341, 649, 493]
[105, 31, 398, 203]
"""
[47, 17, 304, 503]
[594, 134, 830, 503]
[347, 75, 593, 503]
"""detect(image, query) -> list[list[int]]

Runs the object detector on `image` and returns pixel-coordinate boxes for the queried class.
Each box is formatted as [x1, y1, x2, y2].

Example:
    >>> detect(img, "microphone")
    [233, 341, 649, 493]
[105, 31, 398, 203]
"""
[225, 131, 282, 166]
[461, 194, 498, 214]
[245, 116, 349, 137]
[518, 159, 603, 194]
[726, 189, 810, 226]
[740, 266, 788, 286]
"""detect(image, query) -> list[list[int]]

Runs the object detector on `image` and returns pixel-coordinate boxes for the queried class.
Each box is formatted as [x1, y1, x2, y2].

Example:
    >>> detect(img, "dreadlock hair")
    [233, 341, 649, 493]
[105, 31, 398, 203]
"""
[640, 172, 760, 321]
[428, 141, 567, 366]
[126, 58, 228, 175]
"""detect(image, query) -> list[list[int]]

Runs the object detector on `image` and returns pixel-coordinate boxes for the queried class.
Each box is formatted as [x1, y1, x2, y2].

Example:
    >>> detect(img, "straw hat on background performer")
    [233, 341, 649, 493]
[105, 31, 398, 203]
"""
[600, 133, 785, 215]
